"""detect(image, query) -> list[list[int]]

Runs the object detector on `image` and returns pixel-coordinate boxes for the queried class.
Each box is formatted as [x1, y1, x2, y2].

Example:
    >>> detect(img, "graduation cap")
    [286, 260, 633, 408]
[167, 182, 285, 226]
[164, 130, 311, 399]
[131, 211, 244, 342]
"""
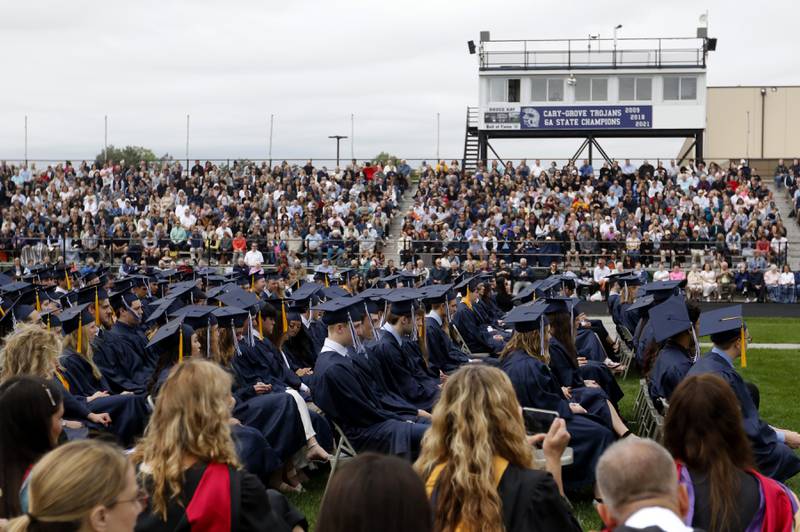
[109, 287, 140, 313]
[145, 297, 186, 326]
[640, 280, 685, 302]
[383, 288, 422, 316]
[0, 281, 33, 297]
[504, 302, 547, 332]
[397, 271, 423, 287]
[512, 280, 543, 305]
[170, 305, 218, 358]
[58, 303, 93, 336]
[313, 297, 365, 326]
[147, 317, 194, 363]
[537, 275, 563, 296]
[358, 287, 392, 300]
[205, 283, 238, 301]
[0, 298, 37, 333]
[541, 295, 572, 315]
[290, 282, 324, 302]
[0, 271, 13, 286]
[377, 273, 401, 288]
[215, 288, 262, 313]
[76, 285, 109, 326]
[313, 271, 332, 286]
[419, 284, 455, 305]
[648, 296, 695, 344]
[40, 309, 62, 331]
[213, 306, 250, 328]
[626, 294, 656, 314]
[167, 281, 206, 304]
[698, 305, 748, 366]
[321, 286, 349, 300]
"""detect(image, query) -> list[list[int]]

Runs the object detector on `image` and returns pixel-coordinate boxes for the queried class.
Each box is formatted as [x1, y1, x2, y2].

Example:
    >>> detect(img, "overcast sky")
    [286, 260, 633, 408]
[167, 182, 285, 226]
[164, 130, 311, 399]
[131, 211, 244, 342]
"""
[1, 0, 796, 164]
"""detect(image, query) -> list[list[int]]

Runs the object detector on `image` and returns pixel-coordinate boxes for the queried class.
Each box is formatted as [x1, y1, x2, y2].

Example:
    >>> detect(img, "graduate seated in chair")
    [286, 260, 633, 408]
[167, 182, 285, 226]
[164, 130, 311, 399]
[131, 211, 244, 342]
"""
[313, 297, 429, 460]
[688, 306, 800, 482]
[498, 303, 616, 492]
[642, 297, 701, 411]
[420, 284, 471, 374]
[451, 275, 505, 356]
[369, 289, 441, 412]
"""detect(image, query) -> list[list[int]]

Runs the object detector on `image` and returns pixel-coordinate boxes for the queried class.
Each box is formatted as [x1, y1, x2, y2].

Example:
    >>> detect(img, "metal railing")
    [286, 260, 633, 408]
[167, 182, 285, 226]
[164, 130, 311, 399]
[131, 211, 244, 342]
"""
[479, 37, 707, 70]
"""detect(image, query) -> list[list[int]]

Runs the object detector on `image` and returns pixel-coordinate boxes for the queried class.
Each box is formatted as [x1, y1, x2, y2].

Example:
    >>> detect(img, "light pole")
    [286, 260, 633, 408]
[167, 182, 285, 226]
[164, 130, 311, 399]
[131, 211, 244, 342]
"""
[328, 135, 348, 167]
[613, 24, 622, 66]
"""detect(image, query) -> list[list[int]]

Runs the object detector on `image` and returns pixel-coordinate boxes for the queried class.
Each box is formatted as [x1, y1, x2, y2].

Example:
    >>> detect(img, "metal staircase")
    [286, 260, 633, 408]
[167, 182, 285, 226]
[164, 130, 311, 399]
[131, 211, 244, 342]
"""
[461, 106, 480, 174]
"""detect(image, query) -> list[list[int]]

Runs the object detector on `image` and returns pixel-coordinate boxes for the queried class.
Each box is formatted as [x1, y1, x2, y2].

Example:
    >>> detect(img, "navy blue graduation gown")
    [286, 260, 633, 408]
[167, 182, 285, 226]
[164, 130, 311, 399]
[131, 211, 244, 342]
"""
[547, 338, 613, 428]
[607, 294, 620, 323]
[575, 328, 607, 363]
[424, 316, 470, 374]
[306, 320, 327, 356]
[619, 303, 640, 334]
[232, 423, 284, 481]
[59, 349, 150, 446]
[687, 351, 800, 482]
[452, 302, 503, 354]
[499, 350, 615, 490]
[633, 317, 655, 366]
[350, 343, 419, 416]
[313, 349, 428, 459]
[648, 343, 693, 405]
[369, 330, 439, 412]
[229, 367, 306, 461]
[93, 322, 156, 394]
[234, 340, 332, 451]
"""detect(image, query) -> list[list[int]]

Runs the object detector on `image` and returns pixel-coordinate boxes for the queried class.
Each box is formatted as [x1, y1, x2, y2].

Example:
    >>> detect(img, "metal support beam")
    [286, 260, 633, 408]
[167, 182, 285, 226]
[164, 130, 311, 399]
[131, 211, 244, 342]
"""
[677, 139, 697, 166]
[695, 130, 704, 163]
[486, 141, 506, 168]
[590, 138, 614, 165]
[569, 138, 591, 165]
[588, 135, 593, 165]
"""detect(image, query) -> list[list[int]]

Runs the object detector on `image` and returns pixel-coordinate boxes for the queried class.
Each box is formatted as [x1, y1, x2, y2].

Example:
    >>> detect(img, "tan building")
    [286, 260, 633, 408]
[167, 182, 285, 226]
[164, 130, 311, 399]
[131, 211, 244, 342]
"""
[702, 85, 800, 161]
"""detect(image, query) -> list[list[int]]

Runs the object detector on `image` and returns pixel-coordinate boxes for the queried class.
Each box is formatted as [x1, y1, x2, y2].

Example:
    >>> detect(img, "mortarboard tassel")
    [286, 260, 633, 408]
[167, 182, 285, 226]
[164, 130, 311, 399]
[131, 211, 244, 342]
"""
[65, 270, 72, 290]
[47, 315, 51, 330]
[740, 326, 747, 368]
[251, 274, 255, 291]
[94, 287, 100, 326]
[35, 289, 41, 312]
[232, 323, 241, 356]
[55, 369, 70, 392]
[281, 300, 288, 334]
[324, 275, 329, 288]
[178, 326, 184, 363]
[540, 318, 545, 358]
[462, 285, 473, 311]
[206, 318, 211, 359]
[365, 302, 379, 342]
[76, 314, 82, 354]
[0, 304, 5, 318]
[258, 311, 264, 337]
[410, 306, 418, 341]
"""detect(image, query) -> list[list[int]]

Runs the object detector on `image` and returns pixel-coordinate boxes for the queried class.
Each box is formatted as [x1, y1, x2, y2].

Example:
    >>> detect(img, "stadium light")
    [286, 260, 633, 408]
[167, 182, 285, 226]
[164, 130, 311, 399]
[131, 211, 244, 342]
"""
[328, 135, 348, 167]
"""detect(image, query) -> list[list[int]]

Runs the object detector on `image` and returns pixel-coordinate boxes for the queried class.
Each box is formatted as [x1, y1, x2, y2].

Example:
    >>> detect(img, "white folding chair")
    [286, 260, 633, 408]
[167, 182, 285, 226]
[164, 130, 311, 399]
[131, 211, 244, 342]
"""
[325, 421, 358, 492]
[451, 324, 490, 359]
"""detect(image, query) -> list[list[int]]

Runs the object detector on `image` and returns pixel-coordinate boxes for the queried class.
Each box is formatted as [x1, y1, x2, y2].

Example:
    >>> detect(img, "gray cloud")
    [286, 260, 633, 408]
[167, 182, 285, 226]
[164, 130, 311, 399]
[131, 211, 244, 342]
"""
[0, 0, 795, 163]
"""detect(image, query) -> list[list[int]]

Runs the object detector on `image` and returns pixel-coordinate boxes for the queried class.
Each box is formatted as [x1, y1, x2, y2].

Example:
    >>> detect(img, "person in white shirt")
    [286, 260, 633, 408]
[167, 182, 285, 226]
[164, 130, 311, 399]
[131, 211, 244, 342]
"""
[653, 263, 670, 282]
[593, 259, 611, 290]
[244, 242, 264, 268]
[595, 438, 695, 532]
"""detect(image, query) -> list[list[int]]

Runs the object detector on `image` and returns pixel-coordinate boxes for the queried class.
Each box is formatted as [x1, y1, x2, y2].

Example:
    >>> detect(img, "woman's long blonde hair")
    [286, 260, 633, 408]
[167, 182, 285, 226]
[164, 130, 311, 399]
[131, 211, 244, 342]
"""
[195, 325, 220, 362]
[134, 359, 239, 519]
[63, 328, 102, 380]
[499, 328, 550, 364]
[0, 324, 62, 380]
[5, 440, 131, 532]
[414, 365, 533, 532]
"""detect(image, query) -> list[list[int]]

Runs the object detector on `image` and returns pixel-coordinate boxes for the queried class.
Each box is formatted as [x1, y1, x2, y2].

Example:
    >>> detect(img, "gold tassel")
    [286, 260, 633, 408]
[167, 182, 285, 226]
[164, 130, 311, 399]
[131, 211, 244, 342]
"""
[178, 326, 184, 363]
[0, 305, 5, 317]
[94, 287, 100, 326]
[65, 270, 72, 290]
[462, 285, 473, 311]
[740, 326, 747, 368]
[250, 274, 255, 291]
[258, 311, 264, 337]
[324, 274, 329, 288]
[76, 314, 82, 354]
[35, 289, 41, 312]
[281, 300, 288, 333]
[55, 370, 70, 392]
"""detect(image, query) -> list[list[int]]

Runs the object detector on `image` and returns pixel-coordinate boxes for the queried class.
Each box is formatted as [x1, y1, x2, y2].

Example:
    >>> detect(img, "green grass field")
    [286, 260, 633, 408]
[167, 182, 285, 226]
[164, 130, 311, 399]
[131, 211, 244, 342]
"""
[741, 317, 800, 345]
[288, 345, 800, 531]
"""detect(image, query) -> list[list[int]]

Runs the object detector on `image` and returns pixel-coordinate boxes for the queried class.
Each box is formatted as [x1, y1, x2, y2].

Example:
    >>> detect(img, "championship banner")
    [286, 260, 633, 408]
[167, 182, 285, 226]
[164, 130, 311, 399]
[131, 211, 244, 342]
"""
[483, 105, 653, 130]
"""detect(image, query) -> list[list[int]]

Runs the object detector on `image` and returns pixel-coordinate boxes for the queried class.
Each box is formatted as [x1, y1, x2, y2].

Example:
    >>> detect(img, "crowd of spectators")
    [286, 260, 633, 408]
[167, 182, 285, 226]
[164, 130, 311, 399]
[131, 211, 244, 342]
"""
[0, 157, 411, 270]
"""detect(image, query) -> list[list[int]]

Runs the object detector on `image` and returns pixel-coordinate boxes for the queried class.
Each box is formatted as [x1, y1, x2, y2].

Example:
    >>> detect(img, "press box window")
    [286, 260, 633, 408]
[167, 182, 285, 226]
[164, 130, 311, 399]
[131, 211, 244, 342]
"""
[575, 78, 608, 102]
[489, 78, 521, 102]
[531, 78, 563, 102]
[664, 76, 697, 101]
[619, 77, 652, 101]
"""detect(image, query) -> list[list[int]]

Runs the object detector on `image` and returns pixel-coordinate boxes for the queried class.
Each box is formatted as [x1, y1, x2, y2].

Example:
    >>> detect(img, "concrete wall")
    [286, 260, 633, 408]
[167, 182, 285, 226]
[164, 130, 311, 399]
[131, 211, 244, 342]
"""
[705, 86, 800, 160]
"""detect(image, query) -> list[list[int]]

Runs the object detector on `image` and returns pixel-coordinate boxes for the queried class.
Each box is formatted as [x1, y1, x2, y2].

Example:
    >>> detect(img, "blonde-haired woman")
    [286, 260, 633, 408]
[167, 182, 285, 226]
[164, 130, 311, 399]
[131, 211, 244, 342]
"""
[0, 322, 112, 432]
[414, 365, 580, 532]
[498, 307, 614, 492]
[58, 304, 150, 446]
[134, 359, 303, 531]
[5, 440, 142, 532]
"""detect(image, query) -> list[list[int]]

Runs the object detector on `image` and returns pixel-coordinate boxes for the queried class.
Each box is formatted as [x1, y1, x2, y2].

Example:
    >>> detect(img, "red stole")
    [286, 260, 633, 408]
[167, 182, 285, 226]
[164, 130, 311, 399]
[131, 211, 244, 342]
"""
[185, 462, 231, 532]
[752, 469, 794, 532]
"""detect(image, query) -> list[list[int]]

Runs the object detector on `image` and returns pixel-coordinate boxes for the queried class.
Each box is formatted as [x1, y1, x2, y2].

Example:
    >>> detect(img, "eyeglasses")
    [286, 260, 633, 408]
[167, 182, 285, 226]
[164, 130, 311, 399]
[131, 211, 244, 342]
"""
[113, 489, 149, 508]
